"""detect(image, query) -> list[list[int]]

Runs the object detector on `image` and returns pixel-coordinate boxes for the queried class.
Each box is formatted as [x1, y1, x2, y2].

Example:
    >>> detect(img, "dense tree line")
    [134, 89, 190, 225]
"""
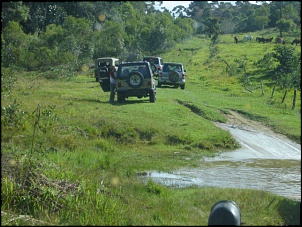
[1, 1, 301, 72]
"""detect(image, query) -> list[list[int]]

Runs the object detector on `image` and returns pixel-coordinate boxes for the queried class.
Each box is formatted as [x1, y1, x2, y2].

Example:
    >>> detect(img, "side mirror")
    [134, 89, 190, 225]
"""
[184, 69, 186, 72]
[208, 200, 241, 226]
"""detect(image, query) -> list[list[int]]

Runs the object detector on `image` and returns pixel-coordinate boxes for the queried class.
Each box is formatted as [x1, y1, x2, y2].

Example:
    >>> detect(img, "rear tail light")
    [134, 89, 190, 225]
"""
[182, 74, 185, 79]
[158, 65, 162, 70]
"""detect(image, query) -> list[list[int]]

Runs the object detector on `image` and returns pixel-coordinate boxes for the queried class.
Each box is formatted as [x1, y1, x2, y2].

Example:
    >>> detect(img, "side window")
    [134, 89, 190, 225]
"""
[99, 62, 107, 67]
[138, 65, 147, 74]
[119, 66, 132, 77]
[121, 68, 130, 77]
[163, 65, 169, 72]
[114, 60, 120, 66]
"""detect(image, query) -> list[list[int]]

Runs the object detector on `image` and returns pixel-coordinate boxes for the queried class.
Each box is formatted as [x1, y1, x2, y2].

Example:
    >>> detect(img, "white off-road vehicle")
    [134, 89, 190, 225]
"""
[142, 56, 163, 78]
[94, 57, 120, 91]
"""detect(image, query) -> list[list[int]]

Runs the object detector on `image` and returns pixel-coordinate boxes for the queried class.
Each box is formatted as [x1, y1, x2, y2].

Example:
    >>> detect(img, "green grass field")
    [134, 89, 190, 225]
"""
[1, 30, 300, 225]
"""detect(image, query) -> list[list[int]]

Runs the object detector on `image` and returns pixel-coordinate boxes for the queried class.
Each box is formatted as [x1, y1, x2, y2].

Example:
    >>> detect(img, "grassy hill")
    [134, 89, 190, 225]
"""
[1, 30, 300, 225]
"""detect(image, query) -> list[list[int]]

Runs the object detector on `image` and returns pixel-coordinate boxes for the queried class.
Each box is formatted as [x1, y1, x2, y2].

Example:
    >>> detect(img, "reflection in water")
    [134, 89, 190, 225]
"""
[145, 123, 301, 201]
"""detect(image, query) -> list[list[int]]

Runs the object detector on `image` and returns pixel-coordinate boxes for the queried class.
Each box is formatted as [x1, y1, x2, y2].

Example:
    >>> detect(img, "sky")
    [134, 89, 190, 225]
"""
[156, 1, 263, 12]
[156, 1, 192, 11]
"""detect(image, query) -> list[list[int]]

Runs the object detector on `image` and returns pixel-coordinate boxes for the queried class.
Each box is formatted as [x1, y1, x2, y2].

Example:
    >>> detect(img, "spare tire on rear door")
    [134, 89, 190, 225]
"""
[127, 72, 144, 88]
[150, 64, 157, 73]
[169, 71, 180, 82]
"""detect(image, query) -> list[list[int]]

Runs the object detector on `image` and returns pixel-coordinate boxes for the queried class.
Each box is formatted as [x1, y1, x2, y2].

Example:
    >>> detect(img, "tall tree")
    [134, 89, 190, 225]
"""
[253, 5, 270, 30]
[1, 1, 30, 29]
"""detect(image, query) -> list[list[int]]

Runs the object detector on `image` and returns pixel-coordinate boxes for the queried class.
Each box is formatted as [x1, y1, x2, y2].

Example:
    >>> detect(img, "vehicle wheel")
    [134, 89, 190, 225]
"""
[150, 64, 157, 74]
[169, 71, 180, 82]
[117, 93, 125, 103]
[180, 84, 185, 90]
[127, 72, 144, 88]
[149, 90, 155, 103]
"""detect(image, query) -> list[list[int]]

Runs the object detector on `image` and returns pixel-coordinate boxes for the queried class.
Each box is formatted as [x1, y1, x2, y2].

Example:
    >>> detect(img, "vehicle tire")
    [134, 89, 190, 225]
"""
[127, 72, 144, 88]
[180, 84, 185, 90]
[150, 64, 157, 74]
[169, 71, 180, 82]
[117, 93, 125, 103]
[149, 90, 155, 103]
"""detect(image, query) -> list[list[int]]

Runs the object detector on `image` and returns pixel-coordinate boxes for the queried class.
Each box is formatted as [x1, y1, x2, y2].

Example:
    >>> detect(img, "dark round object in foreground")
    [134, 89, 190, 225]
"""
[208, 200, 241, 226]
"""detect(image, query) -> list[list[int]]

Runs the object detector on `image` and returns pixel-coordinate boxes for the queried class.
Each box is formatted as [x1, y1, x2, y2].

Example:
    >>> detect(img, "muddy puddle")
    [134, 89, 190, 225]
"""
[144, 122, 301, 201]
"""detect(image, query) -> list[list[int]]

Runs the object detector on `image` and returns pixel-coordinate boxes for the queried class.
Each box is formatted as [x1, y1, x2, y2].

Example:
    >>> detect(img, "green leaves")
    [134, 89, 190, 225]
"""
[273, 45, 301, 89]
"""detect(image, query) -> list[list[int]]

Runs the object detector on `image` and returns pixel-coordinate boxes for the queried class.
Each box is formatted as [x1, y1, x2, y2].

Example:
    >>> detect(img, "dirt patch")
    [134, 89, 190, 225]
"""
[223, 110, 291, 141]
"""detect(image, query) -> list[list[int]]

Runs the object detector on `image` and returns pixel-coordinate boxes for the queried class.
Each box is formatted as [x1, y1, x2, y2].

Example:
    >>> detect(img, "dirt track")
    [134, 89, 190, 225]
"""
[224, 110, 292, 142]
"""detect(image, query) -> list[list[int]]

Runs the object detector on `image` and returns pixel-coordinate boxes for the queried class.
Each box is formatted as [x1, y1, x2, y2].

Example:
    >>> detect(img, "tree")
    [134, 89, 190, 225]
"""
[115, 1, 144, 60]
[21, 2, 66, 34]
[1, 1, 30, 29]
[276, 18, 296, 35]
[41, 24, 65, 48]
[171, 5, 187, 18]
[42, 16, 93, 69]
[282, 2, 300, 25]
[267, 2, 301, 37]
[93, 20, 125, 59]
[253, 6, 270, 30]
[140, 12, 175, 54]
[174, 17, 194, 40]
[186, 1, 216, 35]
[273, 45, 300, 93]
[204, 17, 220, 45]
[2, 21, 29, 68]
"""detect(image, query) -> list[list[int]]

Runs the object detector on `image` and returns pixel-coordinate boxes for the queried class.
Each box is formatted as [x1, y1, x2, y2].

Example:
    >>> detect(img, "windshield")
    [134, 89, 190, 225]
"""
[163, 64, 182, 72]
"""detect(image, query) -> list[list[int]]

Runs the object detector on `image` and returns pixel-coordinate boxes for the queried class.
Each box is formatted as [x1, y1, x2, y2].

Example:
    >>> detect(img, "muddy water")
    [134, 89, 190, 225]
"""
[145, 123, 301, 201]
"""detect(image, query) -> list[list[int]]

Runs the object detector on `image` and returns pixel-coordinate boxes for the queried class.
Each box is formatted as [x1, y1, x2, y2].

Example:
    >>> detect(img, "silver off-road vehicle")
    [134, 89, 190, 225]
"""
[158, 62, 186, 89]
[142, 56, 163, 78]
[116, 61, 156, 103]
